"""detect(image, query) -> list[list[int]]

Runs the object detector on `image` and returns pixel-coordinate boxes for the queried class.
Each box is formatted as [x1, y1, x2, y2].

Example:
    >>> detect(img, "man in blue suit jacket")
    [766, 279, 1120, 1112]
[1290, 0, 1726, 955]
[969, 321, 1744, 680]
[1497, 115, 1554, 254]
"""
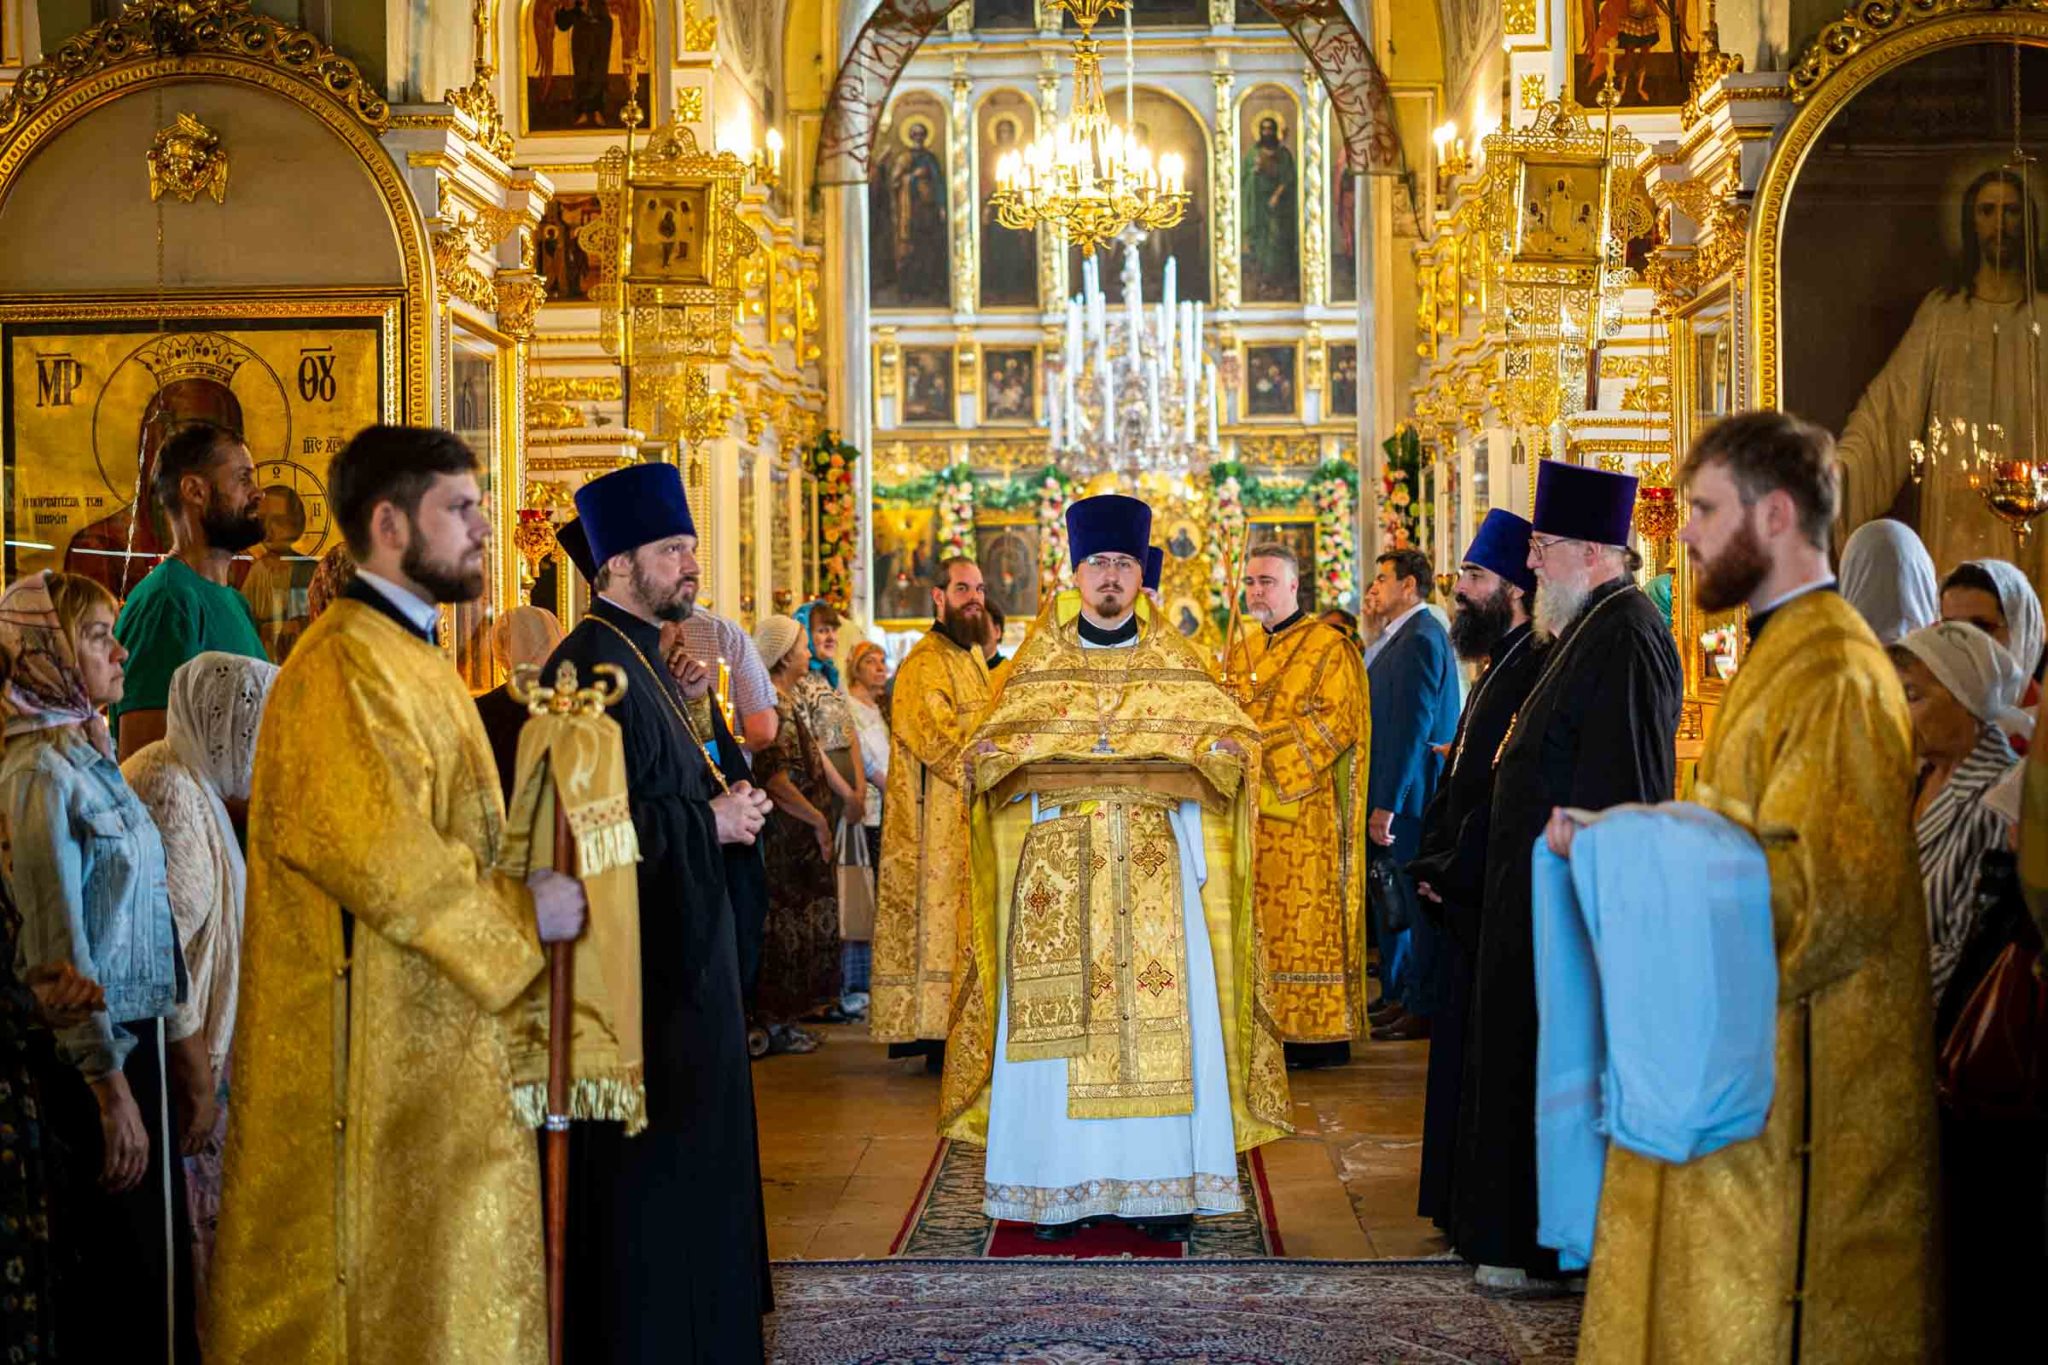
[1365, 548, 1462, 1040]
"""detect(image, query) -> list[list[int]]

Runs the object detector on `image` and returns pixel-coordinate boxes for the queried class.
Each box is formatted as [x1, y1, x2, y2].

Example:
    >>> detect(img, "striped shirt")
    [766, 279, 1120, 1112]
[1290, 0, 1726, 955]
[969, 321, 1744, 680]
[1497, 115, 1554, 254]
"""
[1918, 722, 2021, 1001]
[671, 610, 776, 723]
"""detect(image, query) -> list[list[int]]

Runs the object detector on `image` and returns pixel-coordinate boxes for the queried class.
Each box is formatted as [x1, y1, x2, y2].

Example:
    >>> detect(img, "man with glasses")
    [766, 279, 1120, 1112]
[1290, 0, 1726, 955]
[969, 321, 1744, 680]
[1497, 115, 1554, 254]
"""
[872, 557, 994, 1065]
[1452, 459, 1681, 1292]
[940, 495, 1288, 1245]
[1225, 543, 1372, 1069]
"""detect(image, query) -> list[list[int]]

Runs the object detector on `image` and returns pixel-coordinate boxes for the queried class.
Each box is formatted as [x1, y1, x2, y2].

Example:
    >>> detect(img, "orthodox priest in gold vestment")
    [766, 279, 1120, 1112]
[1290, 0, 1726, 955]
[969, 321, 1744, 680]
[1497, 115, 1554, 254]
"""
[941, 495, 1290, 1237]
[211, 429, 584, 1363]
[1224, 542, 1369, 1054]
[872, 557, 992, 1044]
[1579, 414, 1937, 1363]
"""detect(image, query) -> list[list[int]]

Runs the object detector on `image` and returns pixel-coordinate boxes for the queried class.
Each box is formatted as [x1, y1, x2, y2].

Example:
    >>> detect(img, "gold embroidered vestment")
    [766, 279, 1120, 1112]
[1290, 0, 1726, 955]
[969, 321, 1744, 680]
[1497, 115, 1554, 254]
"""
[209, 602, 547, 1364]
[1578, 591, 1938, 1364]
[939, 603, 1291, 1144]
[872, 627, 991, 1041]
[1224, 616, 1371, 1041]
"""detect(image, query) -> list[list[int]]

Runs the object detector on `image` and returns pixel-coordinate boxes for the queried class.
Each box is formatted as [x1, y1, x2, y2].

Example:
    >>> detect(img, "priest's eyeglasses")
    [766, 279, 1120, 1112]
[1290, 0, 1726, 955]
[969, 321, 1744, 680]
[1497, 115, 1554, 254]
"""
[1080, 554, 1141, 574]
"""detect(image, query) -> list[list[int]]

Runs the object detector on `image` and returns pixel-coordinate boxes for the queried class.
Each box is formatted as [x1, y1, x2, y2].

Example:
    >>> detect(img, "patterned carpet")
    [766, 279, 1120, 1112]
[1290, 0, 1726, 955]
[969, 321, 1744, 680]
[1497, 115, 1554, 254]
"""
[890, 1139, 1281, 1258]
[766, 1259, 1582, 1364]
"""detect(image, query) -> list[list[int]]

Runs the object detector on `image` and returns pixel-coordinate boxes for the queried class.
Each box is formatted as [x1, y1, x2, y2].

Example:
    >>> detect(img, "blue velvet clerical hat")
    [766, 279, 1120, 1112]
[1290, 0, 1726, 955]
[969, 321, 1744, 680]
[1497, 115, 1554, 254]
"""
[1462, 509, 1536, 593]
[1532, 459, 1638, 548]
[574, 462, 697, 566]
[1144, 545, 1164, 592]
[1066, 494, 1153, 566]
[554, 516, 597, 584]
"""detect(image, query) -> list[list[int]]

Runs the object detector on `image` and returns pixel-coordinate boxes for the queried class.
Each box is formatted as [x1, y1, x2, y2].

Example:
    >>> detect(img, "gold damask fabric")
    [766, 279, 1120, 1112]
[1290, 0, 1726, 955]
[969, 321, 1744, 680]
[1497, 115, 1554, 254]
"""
[498, 708, 646, 1135]
[872, 628, 991, 1041]
[1578, 591, 1938, 1364]
[1004, 797, 1195, 1117]
[1224, 617, 1370, 1042]
[209, 602, 547, 1365]
[938, 604, 1290, 1148]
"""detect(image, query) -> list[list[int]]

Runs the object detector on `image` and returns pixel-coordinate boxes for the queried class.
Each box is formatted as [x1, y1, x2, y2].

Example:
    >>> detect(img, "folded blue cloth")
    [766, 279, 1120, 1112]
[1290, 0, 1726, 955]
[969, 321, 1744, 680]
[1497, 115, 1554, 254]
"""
[1532, 802, 1778, 1270]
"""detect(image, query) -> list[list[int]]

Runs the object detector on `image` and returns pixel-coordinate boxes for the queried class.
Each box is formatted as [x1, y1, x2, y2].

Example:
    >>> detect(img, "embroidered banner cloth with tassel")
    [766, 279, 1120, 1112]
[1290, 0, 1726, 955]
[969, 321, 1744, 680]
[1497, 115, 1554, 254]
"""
[498, 704, 647, 1134]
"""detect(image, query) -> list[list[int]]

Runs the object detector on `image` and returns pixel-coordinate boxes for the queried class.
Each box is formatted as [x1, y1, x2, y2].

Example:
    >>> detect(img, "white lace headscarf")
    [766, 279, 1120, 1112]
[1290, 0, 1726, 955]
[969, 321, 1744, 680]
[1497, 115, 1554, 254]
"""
[167, 651, 279, 805]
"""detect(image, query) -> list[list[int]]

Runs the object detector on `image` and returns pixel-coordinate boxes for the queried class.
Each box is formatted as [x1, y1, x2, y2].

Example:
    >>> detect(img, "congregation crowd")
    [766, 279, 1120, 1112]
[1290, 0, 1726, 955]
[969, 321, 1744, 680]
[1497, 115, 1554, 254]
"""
[0, 408, 2043, 1363]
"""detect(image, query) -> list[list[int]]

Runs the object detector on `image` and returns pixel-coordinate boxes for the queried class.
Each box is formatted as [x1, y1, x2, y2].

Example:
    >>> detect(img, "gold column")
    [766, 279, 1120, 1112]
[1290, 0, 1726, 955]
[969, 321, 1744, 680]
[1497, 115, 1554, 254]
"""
[1037, 54, 1068, 310]
[951, 59, 977, 316]
[1302, 65, 1327, 311]
[1213, 60, 1241, 309]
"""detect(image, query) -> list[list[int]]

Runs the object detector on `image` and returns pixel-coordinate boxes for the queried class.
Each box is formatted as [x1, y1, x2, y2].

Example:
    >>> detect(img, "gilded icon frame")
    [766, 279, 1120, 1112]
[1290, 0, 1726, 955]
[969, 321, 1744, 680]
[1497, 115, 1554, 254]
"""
[0, 290, 402, 592]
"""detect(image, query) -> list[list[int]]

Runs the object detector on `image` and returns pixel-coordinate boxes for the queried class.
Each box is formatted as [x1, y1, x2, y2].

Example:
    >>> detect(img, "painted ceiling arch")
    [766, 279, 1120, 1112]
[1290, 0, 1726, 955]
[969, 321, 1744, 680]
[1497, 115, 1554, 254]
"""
[812, 0, 1404, 188]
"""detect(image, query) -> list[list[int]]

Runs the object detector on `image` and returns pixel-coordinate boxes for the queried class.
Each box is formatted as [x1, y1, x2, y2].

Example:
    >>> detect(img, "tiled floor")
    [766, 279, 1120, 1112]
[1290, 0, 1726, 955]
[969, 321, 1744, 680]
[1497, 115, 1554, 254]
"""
[754, 1024, 1451, 1262]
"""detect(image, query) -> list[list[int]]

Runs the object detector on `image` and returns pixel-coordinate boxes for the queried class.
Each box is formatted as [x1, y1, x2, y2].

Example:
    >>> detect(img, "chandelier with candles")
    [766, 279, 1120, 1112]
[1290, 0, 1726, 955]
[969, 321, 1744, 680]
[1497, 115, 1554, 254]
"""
[987, 0, 1189, 256]
[1049, 228, 1220, 482]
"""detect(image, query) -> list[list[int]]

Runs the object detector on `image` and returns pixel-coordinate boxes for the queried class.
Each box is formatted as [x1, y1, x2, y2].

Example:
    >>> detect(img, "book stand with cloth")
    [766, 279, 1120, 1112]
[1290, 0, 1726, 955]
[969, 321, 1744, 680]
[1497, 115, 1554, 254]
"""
[498, 661, 645, 1365]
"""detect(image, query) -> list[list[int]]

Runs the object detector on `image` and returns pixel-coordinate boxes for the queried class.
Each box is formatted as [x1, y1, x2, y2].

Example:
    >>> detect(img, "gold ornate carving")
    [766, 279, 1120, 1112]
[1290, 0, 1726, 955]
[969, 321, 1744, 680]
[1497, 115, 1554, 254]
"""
[1235, 435, 1323, 467]
[1213, 68, 1241, 309]
[1504, 0, 1539, 36]
[956, 339, 980, 396]
[1520, 74, 1548, 110]
[530, 375, 623, 403]
[529, 400, 582, 429]
[1680, 20, 1747, 130]
[0, 0, 389, 145]
[682, 0, 718, 52]
[433, 207, 521, 312]
[147, 112, 228, 203]
[494, 272, 547, 339]
[1787, 0, 2045, 104]
[678, 87, 705, 122]
[442, 0, 513, 161]
[677, 366, 737, 449]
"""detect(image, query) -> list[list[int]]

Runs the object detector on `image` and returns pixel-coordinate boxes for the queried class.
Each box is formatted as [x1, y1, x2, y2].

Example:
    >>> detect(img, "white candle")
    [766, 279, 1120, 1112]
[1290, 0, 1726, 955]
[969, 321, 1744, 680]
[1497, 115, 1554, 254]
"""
[1164, 257, 1178, 342]
[1102, 355, 1118, 444]
[1146, 358, 1161, 440]
[1050, 383, 1063, 448]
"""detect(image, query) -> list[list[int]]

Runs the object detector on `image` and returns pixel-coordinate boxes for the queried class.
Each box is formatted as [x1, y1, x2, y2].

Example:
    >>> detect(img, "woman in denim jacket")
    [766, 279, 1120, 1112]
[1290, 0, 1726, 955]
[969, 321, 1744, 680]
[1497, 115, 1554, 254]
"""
[0, 570, 212, 1362]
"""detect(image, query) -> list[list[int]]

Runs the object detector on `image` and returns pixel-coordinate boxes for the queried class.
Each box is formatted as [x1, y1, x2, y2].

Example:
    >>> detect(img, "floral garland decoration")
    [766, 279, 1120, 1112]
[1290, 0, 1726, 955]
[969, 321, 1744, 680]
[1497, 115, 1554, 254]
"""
[1378, 425, 1424, 551]
[1035, 465, 1076, 595]
[1310, 459, 1360, 610]
[1207, 461, 1248, 617]
[805, 430, 862, 607]
[937, 463, 977, 561]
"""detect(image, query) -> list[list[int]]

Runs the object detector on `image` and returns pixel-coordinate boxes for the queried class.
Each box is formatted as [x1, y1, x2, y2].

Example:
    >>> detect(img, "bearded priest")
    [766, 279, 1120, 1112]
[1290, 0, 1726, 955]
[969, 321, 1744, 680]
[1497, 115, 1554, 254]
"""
[872, 556, 994, 1055]
[1223, 542, 1371, 1066]
[939, 493, 1291, 1244]
[1454, 460, 1682, 1289]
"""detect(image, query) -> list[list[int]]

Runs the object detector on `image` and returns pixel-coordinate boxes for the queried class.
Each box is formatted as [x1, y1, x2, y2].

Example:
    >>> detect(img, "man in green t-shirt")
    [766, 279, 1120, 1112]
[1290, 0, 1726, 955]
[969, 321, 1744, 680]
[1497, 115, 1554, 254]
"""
[113, 421, 267, 759]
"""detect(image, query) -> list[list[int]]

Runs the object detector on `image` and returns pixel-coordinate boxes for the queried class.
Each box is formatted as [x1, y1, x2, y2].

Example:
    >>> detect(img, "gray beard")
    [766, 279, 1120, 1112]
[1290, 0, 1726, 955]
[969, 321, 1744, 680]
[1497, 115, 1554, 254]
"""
[1532, 577, 1590, 642]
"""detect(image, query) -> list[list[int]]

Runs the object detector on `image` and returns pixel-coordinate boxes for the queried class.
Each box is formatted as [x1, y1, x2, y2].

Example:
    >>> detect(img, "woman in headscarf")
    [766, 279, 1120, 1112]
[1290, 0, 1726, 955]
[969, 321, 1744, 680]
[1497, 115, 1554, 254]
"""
[0, 571, 209, 1362]
[472, 605, 566, 801]
[750, 615, 843, 1055]
[790, 602, 867, 1018]
[1840, 519, 1940, 645]
[121, 650, 279, 1313]
[1942, 558, 2043, 752]
[1890, 621, 2026, 1009]
[841, 639, 892, 1012]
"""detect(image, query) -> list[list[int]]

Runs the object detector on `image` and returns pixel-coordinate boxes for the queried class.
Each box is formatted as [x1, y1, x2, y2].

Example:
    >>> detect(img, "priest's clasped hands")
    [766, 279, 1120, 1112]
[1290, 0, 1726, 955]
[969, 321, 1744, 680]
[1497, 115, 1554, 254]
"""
[712, 783, 773, 844]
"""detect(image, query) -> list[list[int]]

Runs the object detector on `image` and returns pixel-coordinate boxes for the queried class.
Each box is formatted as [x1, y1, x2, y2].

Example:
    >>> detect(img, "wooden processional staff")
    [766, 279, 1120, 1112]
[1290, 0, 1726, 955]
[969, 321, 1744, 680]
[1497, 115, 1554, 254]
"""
[507, 660, 631, 1365]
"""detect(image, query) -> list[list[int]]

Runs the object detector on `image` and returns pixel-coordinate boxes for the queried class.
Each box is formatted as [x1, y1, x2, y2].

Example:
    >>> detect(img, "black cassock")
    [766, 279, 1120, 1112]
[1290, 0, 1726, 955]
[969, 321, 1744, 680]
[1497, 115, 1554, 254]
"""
[1452, 579, 1680, 1276]
[546, 598, 767, 1364]
[1406, 621, 1546, 1229]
